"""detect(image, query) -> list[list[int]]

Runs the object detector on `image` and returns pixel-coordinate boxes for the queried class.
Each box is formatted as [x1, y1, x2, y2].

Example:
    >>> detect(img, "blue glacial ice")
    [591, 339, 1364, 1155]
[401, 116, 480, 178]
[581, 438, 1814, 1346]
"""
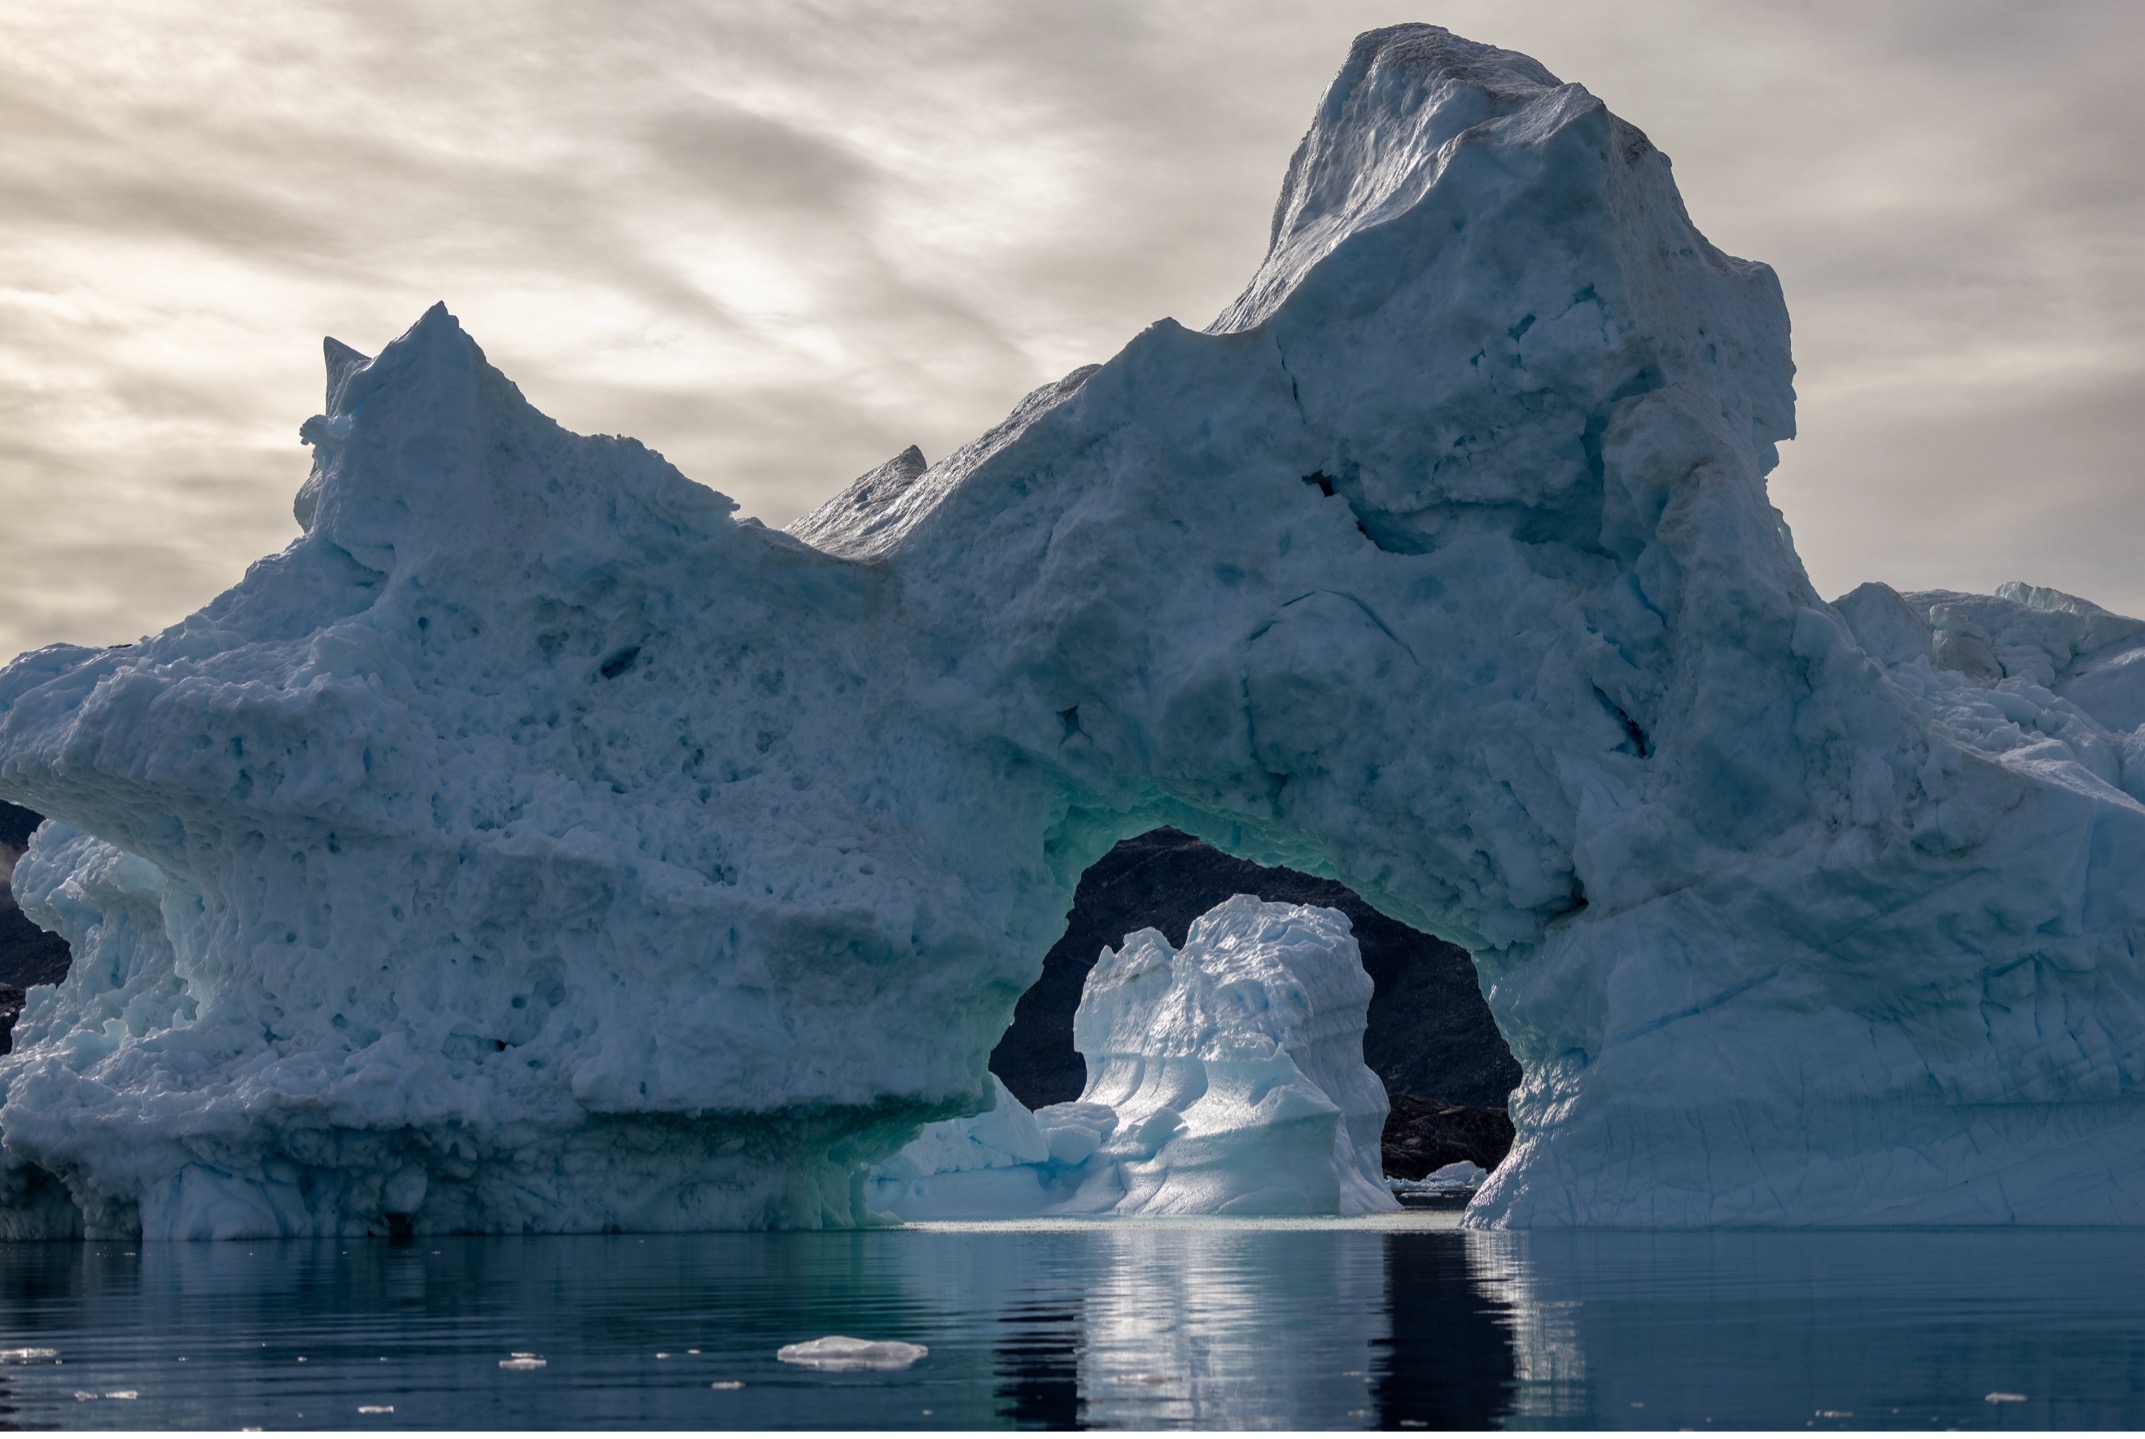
[4, 24, 2145, 1236]
[868, 895, 1395, 1219]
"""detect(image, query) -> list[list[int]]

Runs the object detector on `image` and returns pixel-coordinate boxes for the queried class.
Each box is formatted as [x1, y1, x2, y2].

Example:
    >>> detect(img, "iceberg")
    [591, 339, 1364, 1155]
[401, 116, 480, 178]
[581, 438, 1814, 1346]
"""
[1390, 1160, 1487, 1198]
[869, 896, 1396, 1219]
[2, 23, 2144, 1235]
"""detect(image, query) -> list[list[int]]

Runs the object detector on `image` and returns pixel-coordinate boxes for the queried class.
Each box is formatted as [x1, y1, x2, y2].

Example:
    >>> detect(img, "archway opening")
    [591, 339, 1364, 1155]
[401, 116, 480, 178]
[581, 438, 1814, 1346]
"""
[987, 827, 1520, 1192]
[0, 800, 69, 1056]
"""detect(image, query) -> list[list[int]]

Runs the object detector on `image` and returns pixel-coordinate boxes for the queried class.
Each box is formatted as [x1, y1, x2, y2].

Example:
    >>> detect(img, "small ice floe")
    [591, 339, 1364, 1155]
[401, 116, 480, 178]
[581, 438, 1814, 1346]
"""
[1389, 1160, 1487, 1195]
[1986, 1392, 2027, 1404]
[358, 1405, 395, 1414]
[710, 1381, 744, 1391]
[0, 1348, 57, 1362]
[499, 1353, 547, 1371]
[776, 1336, 928, 1372]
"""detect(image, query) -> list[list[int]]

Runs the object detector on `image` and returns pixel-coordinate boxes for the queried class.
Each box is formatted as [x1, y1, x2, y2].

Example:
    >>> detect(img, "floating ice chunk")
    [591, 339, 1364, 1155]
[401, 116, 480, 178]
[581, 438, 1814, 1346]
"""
[1390, 1161, 1486, 1195]
[1071, 898, 1394, 1216]
[775, 1337, 928, 1371]
[872, 896, 1395, 1218]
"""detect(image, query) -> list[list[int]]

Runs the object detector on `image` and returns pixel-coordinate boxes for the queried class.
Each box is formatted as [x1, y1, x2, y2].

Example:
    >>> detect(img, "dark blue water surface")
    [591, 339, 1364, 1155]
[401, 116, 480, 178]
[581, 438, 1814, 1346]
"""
[3, 1215, 2143, 1429]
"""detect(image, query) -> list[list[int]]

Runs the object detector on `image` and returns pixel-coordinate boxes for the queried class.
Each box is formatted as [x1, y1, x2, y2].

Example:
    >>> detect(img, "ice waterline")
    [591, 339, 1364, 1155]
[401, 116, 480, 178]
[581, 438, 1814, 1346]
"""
[4, 24, 2145, 1237]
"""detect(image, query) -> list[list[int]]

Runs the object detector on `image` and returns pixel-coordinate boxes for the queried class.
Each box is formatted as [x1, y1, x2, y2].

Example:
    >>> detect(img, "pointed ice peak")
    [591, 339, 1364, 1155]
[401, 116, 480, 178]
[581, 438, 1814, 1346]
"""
[405, 299, 463, 341]
[883, 444, 927, 481]
[294, 307, 478, 465]
[786, 443, 930, 560]
[322, 337, 372, 416]
[1215, 25, 1586, 333]
[318, 301, 500, 453]
[364, 301, 487, 386]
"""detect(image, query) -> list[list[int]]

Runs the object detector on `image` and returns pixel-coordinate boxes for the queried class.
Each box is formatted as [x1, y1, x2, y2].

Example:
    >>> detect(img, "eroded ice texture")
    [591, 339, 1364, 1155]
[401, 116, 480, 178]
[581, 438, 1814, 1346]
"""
[3, 24, 2145, 1235]
[869, 896, 1395, 1218]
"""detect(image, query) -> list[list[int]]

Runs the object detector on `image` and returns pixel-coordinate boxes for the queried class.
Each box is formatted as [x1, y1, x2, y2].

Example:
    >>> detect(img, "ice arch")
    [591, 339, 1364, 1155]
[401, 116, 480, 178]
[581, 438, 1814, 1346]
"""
[3, 25, 2145, 1237]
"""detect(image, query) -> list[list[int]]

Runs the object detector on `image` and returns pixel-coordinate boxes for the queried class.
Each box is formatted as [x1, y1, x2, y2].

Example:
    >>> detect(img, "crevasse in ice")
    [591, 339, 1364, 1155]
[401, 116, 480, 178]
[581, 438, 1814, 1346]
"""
[868, 895, 1396, 1219]
[4, 24, 2145, 1236]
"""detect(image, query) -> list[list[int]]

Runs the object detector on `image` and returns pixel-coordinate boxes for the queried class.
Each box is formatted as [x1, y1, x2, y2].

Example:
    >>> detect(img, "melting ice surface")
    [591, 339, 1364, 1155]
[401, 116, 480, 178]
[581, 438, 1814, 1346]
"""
[869, 896, 1396, 1219]
[6, 1225, 2145, 1429]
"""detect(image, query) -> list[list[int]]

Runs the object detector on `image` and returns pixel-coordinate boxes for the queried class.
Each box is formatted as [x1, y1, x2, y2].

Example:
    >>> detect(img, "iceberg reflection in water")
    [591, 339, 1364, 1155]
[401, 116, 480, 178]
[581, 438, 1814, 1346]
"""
[1, 1220, 2142, 1428]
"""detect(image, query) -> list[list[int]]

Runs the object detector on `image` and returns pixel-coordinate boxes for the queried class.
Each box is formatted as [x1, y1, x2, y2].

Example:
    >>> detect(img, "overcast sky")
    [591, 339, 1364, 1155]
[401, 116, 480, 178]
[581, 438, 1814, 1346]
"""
[1, 1, 2139, 660]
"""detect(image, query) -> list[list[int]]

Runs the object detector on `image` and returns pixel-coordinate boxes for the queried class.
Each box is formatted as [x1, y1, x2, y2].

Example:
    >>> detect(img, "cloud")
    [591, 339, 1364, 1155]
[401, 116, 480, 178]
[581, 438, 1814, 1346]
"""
[0, 0, 2137, 662]
[640, 105, 875, 215]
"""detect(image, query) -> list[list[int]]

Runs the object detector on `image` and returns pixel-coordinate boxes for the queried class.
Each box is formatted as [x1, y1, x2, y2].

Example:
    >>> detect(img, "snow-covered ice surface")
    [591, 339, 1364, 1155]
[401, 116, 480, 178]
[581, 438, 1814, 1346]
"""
[3, 23, 2145, 1235]
[868, 896, 1396, 1219]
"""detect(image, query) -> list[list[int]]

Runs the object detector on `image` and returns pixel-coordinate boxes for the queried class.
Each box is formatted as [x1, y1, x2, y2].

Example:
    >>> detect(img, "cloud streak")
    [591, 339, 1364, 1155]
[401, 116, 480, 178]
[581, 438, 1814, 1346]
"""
[0, 0, 2138, 660]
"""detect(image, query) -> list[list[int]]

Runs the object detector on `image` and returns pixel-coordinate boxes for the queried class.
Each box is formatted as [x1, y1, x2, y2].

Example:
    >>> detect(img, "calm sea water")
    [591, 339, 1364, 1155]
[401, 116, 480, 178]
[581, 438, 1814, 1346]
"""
[2, 1214, 2142, 1429]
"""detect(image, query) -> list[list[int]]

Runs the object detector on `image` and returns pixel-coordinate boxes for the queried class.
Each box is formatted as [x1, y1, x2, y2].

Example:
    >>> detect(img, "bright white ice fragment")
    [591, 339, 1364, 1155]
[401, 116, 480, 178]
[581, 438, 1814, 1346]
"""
[775, 1337, 928, 1372]
[1391, 1161, 1487, 1196]
[870, 896, 1394, 1218]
